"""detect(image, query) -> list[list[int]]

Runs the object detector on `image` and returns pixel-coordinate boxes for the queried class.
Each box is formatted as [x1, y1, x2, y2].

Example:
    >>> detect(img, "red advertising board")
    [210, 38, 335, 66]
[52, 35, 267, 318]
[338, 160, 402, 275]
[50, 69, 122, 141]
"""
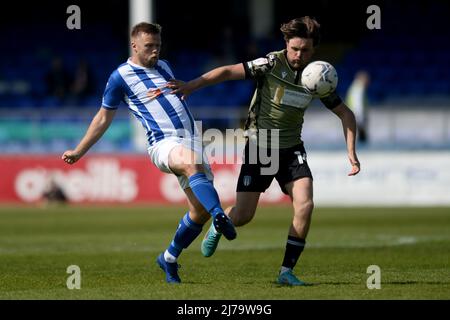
[0, 155, 287, 204]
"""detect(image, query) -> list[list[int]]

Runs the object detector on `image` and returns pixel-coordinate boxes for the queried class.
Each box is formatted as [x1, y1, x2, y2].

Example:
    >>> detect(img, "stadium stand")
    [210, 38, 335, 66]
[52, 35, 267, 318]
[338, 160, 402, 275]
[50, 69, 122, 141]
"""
[0, 0, 449, 153]
[336, 1, 450, 103]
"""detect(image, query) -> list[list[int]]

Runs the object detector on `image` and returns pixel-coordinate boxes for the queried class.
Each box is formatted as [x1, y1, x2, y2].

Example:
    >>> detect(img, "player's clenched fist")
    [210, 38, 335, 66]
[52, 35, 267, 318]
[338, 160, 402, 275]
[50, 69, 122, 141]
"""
[62, 150, 81, 165]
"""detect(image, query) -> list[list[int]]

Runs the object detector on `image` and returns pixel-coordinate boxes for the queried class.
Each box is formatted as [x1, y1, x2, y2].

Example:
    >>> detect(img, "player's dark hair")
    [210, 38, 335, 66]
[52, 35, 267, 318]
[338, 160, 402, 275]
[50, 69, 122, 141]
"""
[131, 22, 162, 38]
[280, 17, 321, 46]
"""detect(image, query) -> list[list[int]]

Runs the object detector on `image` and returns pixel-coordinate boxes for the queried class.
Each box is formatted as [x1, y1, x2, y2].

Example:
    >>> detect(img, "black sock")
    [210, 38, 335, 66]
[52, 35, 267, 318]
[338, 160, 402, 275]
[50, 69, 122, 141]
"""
[282, 236, 306, 269]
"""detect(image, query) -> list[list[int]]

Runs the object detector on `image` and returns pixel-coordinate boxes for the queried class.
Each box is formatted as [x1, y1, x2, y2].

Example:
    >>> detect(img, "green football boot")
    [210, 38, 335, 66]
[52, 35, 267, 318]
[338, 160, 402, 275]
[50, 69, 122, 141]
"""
[201, 223, 222, 257]
[277, 270, 308, 286]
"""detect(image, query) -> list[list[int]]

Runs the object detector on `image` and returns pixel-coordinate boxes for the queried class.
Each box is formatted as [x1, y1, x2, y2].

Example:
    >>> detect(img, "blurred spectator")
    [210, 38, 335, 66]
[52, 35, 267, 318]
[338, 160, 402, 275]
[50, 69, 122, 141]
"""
[345, 71, 371, 144]
[70, 58, 95, 101]
[45, 56, 72, 101]
[41, 176, 67, 206]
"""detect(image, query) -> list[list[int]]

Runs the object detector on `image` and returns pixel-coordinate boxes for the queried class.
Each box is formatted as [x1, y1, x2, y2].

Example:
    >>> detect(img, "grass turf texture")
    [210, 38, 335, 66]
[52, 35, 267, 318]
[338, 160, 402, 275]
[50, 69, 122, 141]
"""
[0, 205, 449, 299]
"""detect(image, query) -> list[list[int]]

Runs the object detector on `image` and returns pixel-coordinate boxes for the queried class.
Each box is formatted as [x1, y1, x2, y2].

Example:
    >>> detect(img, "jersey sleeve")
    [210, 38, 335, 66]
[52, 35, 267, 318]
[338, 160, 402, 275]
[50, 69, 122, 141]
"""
[102, 70, 125, 109]
[244, 53, 276, 79]
[320, 91, 342, 110]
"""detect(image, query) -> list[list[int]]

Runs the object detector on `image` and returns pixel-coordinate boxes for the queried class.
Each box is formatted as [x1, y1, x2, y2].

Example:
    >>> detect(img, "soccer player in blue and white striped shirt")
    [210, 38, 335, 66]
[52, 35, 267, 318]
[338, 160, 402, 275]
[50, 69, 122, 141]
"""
[62, 22, 236, 284]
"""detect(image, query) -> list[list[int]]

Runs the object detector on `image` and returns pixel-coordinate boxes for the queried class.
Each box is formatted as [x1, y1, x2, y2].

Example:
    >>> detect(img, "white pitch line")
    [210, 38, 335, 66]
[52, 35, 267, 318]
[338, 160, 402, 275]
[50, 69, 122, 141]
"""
[0, 235, 448, 255]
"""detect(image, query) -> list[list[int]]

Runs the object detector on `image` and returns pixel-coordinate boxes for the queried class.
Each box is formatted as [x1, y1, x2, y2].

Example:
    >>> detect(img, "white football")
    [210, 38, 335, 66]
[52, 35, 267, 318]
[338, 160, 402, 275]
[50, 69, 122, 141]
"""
[301, 61, 338, 98]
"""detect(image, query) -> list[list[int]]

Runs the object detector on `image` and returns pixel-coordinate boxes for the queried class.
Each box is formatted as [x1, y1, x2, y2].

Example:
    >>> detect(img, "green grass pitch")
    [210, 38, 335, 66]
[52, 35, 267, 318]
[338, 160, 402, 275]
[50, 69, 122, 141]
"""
[0, 205, 449, 299]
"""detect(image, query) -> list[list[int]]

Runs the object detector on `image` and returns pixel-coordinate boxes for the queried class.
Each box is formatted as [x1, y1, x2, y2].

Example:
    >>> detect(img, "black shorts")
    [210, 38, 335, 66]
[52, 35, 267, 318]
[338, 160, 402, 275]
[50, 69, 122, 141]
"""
[236, 141, 313, 195]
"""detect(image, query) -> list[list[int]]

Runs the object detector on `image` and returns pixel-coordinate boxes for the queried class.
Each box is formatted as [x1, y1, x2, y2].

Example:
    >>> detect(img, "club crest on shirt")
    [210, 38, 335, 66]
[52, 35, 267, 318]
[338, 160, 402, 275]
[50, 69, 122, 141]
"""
[281, 71, 288, 79]
[147, 87, 163, 100]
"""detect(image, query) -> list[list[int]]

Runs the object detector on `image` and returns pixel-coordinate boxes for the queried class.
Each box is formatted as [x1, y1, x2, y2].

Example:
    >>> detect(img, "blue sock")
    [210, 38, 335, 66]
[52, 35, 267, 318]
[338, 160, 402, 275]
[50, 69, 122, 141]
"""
[167, 212, 203, 259]
[188, 173, 223, 217]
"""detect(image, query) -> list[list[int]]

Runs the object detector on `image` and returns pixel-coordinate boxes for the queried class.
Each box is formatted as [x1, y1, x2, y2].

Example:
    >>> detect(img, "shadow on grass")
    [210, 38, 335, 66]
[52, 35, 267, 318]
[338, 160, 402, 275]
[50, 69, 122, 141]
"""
[384, 281, 450, 285]
[273, 281, 316, 287]
[283, 280, 450, 286]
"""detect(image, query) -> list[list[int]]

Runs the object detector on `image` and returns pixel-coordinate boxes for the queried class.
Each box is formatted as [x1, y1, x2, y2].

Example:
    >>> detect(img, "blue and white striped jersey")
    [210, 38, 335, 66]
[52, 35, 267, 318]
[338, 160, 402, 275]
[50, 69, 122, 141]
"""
[102, 58, 198, 147]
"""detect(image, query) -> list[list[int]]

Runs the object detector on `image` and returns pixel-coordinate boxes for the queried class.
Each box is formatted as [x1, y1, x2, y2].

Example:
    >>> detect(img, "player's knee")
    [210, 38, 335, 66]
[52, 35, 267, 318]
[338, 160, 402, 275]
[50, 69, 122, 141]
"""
[231, 206, 256, 226]
[181, 163, 204, 177]
[307, 199, 314, 211]
[294, 199, 314, 218]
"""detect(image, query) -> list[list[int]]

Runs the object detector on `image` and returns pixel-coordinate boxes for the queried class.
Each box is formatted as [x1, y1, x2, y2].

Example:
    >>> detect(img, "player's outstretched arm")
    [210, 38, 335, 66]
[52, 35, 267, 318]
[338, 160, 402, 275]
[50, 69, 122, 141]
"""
[62, 107, 116, 165]
[331, 103, 361, 176]
[168, 63, 246, 100]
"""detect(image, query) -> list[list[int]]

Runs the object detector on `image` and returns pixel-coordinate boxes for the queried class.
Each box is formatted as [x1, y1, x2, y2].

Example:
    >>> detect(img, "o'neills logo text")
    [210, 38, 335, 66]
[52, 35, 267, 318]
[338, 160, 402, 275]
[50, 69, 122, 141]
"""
[15, 159, 137, 202]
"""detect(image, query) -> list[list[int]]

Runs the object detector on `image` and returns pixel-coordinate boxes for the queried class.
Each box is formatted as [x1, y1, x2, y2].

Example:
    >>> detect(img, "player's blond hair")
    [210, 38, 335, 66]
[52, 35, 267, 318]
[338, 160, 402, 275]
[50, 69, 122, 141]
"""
[131, 22, 162, 38]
